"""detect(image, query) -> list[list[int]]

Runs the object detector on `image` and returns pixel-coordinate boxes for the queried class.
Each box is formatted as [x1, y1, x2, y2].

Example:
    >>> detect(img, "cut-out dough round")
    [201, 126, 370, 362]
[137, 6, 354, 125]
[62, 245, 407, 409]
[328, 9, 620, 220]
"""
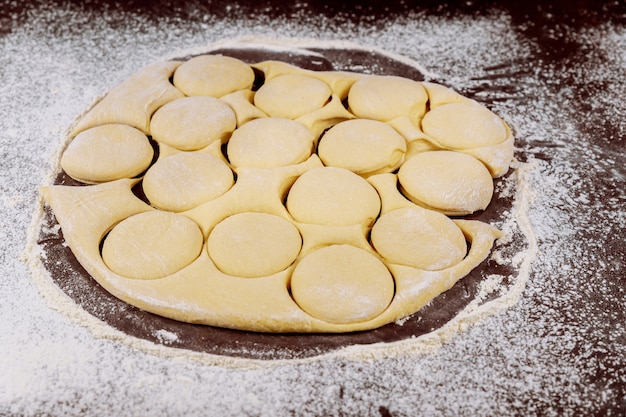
[102, 211, 203, 280]
[348, 75, 428, 122]
[371, 206, 467, 271]
[398, 151, 494, 215]
[318, 119, 406, 176]
[173, 54, 255, 97]
[61, 124, 153, 183]
[286, 166, 381, 226]
[254, 73, 332, 119]
[142, 152, 234, 212]
[291, 244, 394, 324]
[227, 118, 314, 169]
[207, 212, 302, 278]
[150, 96, 236, 151]
[421, 102, 508, 150]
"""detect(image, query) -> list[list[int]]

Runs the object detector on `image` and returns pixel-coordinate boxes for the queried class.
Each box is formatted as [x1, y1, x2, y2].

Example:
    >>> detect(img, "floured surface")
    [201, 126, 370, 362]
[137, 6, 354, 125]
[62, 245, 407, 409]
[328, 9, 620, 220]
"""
[2, 2, 625, 416]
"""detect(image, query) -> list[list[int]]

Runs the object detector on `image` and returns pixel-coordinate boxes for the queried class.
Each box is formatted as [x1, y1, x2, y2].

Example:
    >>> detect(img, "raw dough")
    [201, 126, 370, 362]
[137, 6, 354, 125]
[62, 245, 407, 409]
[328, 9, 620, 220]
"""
[207, 212, 302, 278]
[150, 96, 236, 151]
[102, 211, 203, 280]
[254, 73, 332, 119]
[142, 152, 234, 212]
[291, 244, 394, 324]
[227, 117, 314, 169]
[318, 119, 407, 176]
[173, 54, 255, 97]
[61, 124, 153, 184]
[398, 151, 494, 215]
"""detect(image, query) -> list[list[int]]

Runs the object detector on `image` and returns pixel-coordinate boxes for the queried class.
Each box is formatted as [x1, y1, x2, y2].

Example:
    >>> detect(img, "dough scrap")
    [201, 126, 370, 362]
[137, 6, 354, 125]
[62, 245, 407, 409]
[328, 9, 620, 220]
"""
[398, 151, 494, 215]
[318, 119, 406, 176]
[227, 117, 314, 169]
[150, 96, 236, 151]
[207, 212, 302, 278]
[61, 124, 153, 184]
[291, 244, 395, 324]
[286, 166, 381, 227]
[102, 210, 203, 280]
[142, 152, 234, 212]
[173, 54, 255, 97]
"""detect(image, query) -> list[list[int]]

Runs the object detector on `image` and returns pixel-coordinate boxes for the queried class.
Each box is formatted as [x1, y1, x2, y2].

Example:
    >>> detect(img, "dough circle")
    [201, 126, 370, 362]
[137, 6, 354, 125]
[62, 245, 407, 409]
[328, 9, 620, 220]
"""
[101, 211, 203, 280]
[421, 102, 508, 149]
[227, 117, 314, 169]
[254, 73, 332, 119]
[142, 152, 234, 212]
[291, 244, 394, 324]
[286, 166, 381, 226]
[318, 119, 407, 176]
[348, 75, 428, 122]
[371, 206, 467, 271]
[150, 96, 236, 151]
[61, 124, 153, 183]
[398, 151, 494, 215]
[207, 212, 302, 278]
[173, 54, 255, 97]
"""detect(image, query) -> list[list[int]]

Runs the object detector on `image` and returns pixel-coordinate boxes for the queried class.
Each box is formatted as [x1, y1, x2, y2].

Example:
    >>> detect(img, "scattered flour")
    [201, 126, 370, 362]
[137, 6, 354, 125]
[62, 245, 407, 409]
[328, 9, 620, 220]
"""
[1, 3, 624, 417]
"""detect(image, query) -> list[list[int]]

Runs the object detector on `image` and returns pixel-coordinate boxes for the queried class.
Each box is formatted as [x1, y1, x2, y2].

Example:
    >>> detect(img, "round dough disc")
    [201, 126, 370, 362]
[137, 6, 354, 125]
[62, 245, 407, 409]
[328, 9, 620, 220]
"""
[421, 102, 508, 150]
[102, 211, 203, 280]
[173, 54, 255, 97]
[61, 124, 153, 183]
[207, 212, 302, 278]
[286, 166, 381, 226]
[348, 75, 428, 122]
[371, 206, 467, 271]
[227, 118, 314, 169]
[142, 152, 234, 212]
[291, 244, 394, 324]
[318, 119, 406, 176]
[150, 96, 236, 151]
[398, 151, 494, 215]
[254, 73, 331, 119]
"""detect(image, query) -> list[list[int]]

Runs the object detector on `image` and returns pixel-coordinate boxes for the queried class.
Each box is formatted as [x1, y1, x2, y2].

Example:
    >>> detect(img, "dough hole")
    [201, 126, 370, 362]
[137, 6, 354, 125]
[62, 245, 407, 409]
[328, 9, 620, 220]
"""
[207, 212, 302, 278]
[291, 244, 394, 324]
[101, 211, 203, 280]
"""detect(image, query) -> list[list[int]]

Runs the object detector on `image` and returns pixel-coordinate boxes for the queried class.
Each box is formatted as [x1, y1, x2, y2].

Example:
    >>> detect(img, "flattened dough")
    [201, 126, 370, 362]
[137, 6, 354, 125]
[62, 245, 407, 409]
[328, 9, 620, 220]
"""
[318, 119, 406, 176]
[150, 96, 236, 151]
[207, 212, 302, 278]
[61, 124, 153, 183]
[173, 54, 255, 97]
[142, 152, 234, 212]
[286, 166, 381, 227]
[291, 244, 394, 324]
[102, 211, 203, 280]
[227, 118, 314, 169]
[398, 151, 494, 215]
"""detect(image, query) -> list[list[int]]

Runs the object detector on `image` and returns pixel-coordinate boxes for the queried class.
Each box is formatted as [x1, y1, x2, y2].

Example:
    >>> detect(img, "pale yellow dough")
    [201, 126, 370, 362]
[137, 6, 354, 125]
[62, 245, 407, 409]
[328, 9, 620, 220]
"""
[142, 152, 234, 212]
[61, 124, 153, 183]
[207, 212, 302, 278]
[102, 211, 203, 280]
[173, 54, 255, 97]
[42, 50, 514, 333]
[150, 96, 236, 151]
[398, 151, 494, 215]
[318, 119, 407, 176]
[227, 118, 314, 169]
